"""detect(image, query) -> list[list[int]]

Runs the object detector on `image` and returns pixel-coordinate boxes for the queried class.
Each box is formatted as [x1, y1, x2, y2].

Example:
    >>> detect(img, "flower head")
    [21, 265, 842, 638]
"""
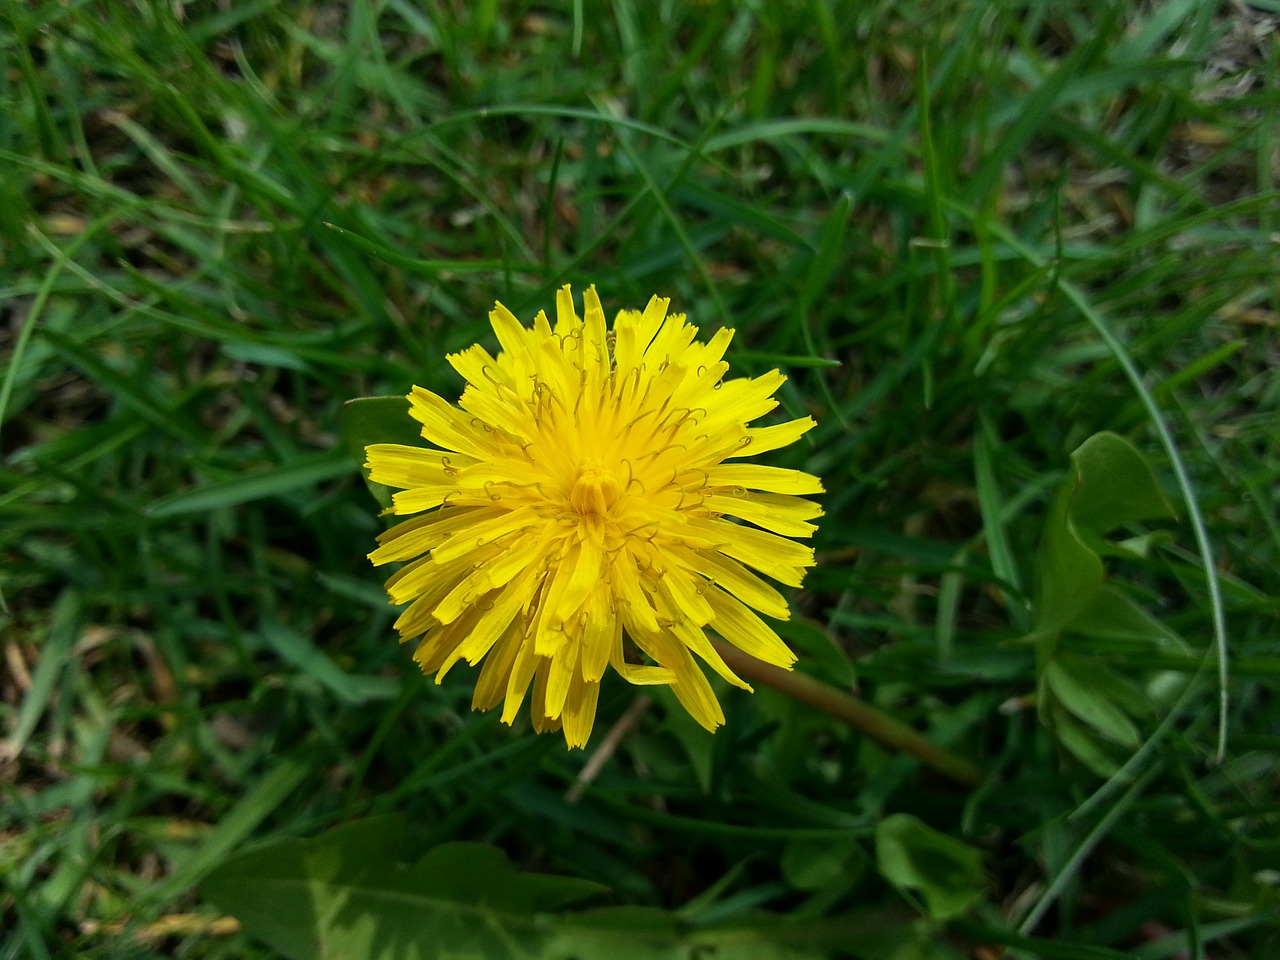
[366, 285, 822, 748]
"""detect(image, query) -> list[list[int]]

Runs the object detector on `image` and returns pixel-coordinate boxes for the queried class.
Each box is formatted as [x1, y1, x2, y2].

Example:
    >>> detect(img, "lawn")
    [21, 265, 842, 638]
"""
[2, 1, 1278, 958]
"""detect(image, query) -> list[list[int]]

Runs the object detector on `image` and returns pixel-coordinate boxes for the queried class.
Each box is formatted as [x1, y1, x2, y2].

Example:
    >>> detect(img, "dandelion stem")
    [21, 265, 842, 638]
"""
[712, 639, 984, 788]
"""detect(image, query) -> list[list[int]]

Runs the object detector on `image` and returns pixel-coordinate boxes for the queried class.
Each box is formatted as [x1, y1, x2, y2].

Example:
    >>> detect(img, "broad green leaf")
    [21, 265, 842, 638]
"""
[340, 395, 423, 466]
[1032, 432, 1174, 640]
[1029, 432, 1181, 773]
[201, 818, 829, 959]
[1066, 432, 1175, 548]
[200, 817, 606, 960]
[1032, 479, 1102, 642]
[1049, 705, 1122, 778]
[341, 395, 425, 511]
[874, 814, 985, 920]
[1069, 585, 1181, 646]
[1059, 653, 1154, 719]
[1042, 659, 1140, 747]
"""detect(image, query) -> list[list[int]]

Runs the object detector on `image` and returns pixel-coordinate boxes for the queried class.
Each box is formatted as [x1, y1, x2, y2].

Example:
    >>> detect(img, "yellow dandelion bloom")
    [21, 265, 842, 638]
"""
[366, 285, 822, 748]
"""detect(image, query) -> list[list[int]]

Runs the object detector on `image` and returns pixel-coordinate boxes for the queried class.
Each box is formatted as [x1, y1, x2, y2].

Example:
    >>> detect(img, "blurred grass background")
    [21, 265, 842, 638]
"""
[2, 0, 1278, 957]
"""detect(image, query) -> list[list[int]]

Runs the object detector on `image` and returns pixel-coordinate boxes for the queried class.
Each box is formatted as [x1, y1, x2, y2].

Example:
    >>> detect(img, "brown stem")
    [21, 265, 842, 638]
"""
[712, 639, 985, 788]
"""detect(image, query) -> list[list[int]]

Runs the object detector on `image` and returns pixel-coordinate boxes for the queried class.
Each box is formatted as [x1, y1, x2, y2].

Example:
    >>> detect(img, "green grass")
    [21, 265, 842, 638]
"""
[2, 0, 1278, 957]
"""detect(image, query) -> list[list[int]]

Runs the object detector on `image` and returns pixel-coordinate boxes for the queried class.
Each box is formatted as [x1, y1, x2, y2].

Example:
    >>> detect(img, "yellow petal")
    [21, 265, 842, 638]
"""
[667, 647, 725, 732]
[529, 660, 563, 735]
[668, 616, 751, 691]
[456, 388, 535, 445]
[706, 587, 796, 669]
[656, 570, 714, 627]
[612, 552, 660, 633]
[429, 506, 538, 567]
[369, 508, 487, 565]
[580, 584, 617, 683]
[734, 416, 816, 457]
[488, 301, 530, 357]
[686, 517, 814, 585]
[616, 589, 683, 671]
[407, 386, 495, 459]
[706, 463, 825, 495]
[553, 284, 579, 336]
[685, 326, 734, 376]
[561, 534, 604, 624]
[415, 610, 477, 676]
[385, 553, 473, 607]
[707, 369, 785, 424]
[580, 285, 609, 375]
[561, 672, 601, 749]
[446, 343, 505, 391]
[668, 545, 790, 621]
[391, 563, 470, 637]
[472, 621, 524, 711]
[543, 638, 578, 720]
[439, 566, 538, 674]
[613, 661, 678, 685]
[365, 443, 463, 489]
[612, 296, 668, 371]
[644, 312, 696, 366]
[390, 484, 455, 516]
[501, 619, 542, 725]
[703, 491, 823, 538]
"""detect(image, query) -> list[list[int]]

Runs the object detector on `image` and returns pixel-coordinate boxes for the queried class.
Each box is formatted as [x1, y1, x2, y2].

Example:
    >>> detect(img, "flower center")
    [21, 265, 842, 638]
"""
[569, 460, 623, 517]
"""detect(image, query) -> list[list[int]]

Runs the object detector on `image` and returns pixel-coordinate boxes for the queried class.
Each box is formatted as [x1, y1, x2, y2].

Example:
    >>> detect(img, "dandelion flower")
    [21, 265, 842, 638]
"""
[366, 285, 822, 748]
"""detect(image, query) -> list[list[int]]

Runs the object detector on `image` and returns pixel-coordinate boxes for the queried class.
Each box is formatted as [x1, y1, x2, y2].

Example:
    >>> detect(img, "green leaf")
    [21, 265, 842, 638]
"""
[1069, 585, 1182, 646]
[1032, 431, 1175, 640]
[340, 395, 423, 466]
[1066, 432, 1176, 546]
[201, 818, 832, 960]
[200, 817, 606, 960]
[341, 395, 425, 511]
[1047, 704, 1122, 778]
[1042, 658, 1141, 748]
[1032, 480, 1104, 642]
[874, 814, 985, 920]
[1029, 432, 1182, 772]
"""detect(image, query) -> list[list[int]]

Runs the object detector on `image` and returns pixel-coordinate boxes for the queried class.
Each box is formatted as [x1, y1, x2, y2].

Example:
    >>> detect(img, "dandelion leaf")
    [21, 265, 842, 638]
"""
[1028, 431, 1181, 776]
[201, 817, 830, 960]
